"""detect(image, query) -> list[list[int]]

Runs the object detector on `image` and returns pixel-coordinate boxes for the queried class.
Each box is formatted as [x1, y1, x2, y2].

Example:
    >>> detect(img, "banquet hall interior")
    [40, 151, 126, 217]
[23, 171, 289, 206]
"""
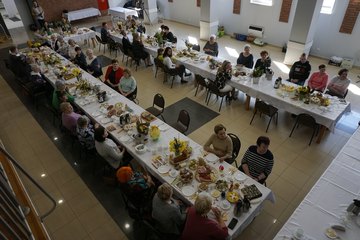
[1, 0, 360, 239]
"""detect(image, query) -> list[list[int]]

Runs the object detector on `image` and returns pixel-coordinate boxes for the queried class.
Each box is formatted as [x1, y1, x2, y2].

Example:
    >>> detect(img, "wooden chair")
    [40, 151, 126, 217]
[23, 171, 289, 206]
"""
[170, 110, 190, 135]
[146, 94, 166, 122]
[289, 113, 319, 146]
[250, 100, 279, 132]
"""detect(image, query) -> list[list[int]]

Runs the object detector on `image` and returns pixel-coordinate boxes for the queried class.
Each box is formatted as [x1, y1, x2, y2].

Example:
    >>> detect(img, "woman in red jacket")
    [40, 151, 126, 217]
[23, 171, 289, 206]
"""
[104, 59, 124, 91]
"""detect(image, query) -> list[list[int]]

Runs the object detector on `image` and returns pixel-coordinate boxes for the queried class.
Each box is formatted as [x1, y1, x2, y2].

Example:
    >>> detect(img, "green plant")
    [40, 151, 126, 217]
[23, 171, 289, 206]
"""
[252, 67, 264, 78]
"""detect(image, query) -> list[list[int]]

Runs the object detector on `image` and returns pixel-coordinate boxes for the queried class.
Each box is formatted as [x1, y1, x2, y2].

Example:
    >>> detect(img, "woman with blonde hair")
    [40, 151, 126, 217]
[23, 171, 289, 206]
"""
[215, 60, 236, 99]
[181, 192, 228, 240]
[237, 44, 254, 68]
[118, 68, 137, 99]
[152, 183, 186, 236]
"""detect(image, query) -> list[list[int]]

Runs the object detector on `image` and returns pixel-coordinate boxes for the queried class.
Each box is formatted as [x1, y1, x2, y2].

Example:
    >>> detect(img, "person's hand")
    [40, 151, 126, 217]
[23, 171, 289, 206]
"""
[212, 207, 222, 220]
[94, 123, 99, 128]
[219, 156, 226, 162]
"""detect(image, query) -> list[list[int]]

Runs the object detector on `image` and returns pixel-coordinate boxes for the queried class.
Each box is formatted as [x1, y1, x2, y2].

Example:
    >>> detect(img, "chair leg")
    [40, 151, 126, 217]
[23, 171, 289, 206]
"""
[266, 116, 273, 133]
[289, 120, 298, 137]
[103, 44, 106, 54]
[99, 43, 101, 52]
[170, 76, 175, 88]
[219, 97, 224, 111]
[155, 67, 158, 78]
[206, 93, 212, 105]
[309, 128, 316, 146]
[160, 114, 166, 122]
[194, 84, 200, 96]
[250, 110, 257, 125]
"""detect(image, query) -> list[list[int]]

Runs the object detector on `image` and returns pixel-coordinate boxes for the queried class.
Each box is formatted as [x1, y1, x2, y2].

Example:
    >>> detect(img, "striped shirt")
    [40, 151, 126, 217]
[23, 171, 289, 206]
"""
[241, 145, 274, 178]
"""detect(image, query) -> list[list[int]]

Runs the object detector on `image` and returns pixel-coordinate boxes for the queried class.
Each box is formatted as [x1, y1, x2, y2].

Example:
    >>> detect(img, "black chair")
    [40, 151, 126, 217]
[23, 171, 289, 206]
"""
[289, 113, 319, 146]
[194, 74, 209, 98]
[154, 58, 165, 78]
[107, 38, 122, 57]
[146, 93, 166, 122]
[325, 88, 349, 99]
[192, 44, 200, 51]
[163, 65, 178, 88]
[170, 109, 190, 135]
[206, 80, 231, 112]
[127, 50, 142, 71]
[95, 35, 107, 54]
[127, 86, 138, 104]
[250, 100, 279, 132]
[227, 133, 241, 168]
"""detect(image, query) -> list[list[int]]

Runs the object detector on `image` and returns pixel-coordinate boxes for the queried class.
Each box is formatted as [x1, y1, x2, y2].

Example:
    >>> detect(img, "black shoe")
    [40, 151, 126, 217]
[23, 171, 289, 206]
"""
[146, 64, 153, 67]
[185, 72, 191, 77]
[181, 80, 188, 84]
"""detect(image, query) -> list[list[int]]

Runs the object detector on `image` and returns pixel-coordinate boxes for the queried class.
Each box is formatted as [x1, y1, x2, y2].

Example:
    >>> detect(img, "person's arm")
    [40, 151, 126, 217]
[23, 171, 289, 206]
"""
[204, 134, 216, 153]
[259, 154, 274, 181]
[163, 57, 175, 69]
[319, 74, 329, 91]
[240, 149, 252, 176]
[236, 53, 242, 65]
[304, 62, 311, 79]
[266, 56, 271, 68]
[203, 41, 211, 52]
[106, 139, 125, 162]
[307, 73, 316, 89]
[289, 63, 295, 79]
[254, 59, 261, 69]
[248, 54, 254, 68]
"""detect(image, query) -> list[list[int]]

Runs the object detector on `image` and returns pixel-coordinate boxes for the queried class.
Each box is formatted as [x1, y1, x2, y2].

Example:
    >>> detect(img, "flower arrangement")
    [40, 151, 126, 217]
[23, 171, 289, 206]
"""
[149, 125, 160, 141]
[117, 21, 123, 30]
[72, 68, 82, 77]
[297, 86, 310, 95]
[136, 120, 150, 135]
[43, 54, 61, 65]
[251, 67, 264, 78]
[169, 138, 188, 156]
[75, 79, 92, 91]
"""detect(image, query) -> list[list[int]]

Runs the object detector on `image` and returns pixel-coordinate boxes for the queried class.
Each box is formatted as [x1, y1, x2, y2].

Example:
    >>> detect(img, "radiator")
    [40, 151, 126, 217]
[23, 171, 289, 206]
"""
[248, 25, 264, 38]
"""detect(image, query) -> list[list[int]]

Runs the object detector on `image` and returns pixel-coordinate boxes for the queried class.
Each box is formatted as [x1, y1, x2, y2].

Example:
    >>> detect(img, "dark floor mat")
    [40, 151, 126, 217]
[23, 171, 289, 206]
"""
[162, 97, 219, 134]
[97, 55, 113, 68]
[9, 16, 21, 22]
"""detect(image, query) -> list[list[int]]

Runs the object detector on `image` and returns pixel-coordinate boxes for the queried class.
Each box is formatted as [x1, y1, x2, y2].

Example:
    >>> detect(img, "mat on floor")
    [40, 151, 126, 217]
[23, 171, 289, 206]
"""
[97, 55, 113, 68]
[162, 97, 219, 134]
[9, 16, 21, 22]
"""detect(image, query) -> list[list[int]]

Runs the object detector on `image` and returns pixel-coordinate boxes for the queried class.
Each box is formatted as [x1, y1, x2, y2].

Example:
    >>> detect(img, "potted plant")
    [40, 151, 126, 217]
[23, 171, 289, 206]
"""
[251, 67, 264, 84]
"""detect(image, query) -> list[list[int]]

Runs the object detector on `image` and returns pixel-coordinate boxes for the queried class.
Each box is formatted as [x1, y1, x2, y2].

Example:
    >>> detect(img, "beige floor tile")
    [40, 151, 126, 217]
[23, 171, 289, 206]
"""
[261, 219, 285, 240]
[68, 189, 99, 217]
[248, 211, 277, 236]
[263, 195, 289, 219]
[51, 218, 88, 240]
[270, 177, 301, 203]
[43, 201, 76, 234]
[280, 166, 310, 189]
[235, 225, 262, 240]
[89, 218, 127, 240]
[58, 176, 89, 201]
[271, 159, 289, 176]
[78, 204, 113, 234]
[50, 165, 79, 187]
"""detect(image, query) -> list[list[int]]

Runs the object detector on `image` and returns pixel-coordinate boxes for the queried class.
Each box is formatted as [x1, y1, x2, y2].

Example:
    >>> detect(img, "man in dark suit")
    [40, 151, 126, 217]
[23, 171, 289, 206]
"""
[101, 22, 111, 43]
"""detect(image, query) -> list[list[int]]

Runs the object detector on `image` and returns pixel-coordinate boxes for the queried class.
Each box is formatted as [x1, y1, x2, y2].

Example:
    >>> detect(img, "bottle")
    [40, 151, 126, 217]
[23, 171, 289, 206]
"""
[233, 199, 243, 217]
[274, 77, 282, 89]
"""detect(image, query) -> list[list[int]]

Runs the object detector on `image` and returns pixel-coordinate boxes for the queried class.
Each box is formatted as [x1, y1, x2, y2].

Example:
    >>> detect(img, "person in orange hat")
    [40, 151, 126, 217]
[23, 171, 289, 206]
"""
[117, 166, 154, 192]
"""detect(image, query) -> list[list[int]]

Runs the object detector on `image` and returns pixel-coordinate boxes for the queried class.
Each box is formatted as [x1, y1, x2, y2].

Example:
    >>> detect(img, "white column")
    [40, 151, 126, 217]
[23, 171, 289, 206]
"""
[284, 0, 323, 64]
[143, 0, 158, 24]
[200, 0, 219, 40]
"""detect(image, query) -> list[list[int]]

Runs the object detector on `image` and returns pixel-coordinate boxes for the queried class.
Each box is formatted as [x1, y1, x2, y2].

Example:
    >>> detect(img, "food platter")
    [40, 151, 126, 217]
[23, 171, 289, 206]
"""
[182, 186, 196, 197]
[158, 165, 171, 174]
[195, 164, 218, 183]
[324, 228, 337, 239]
[215, 180, 228, 192]
[211, 189, 221, 198]
[226, 191, 240, 203]
[141, 111, 156, 122]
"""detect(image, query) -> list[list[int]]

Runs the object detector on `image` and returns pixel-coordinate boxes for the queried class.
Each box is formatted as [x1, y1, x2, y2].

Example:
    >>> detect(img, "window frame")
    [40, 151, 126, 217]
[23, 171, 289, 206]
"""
[320, 0, 336, 15]
[250, 0, 273, 7]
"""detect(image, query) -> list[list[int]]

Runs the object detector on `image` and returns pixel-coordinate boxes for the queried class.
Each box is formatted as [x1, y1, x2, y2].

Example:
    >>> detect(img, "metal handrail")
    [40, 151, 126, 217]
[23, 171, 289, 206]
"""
[0, 145, 57, 221]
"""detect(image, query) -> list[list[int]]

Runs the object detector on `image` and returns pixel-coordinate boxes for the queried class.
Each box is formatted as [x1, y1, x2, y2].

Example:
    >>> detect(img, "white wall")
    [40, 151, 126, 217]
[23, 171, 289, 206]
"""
[311, 0, 360, 66]
[157, 0, 200, 26]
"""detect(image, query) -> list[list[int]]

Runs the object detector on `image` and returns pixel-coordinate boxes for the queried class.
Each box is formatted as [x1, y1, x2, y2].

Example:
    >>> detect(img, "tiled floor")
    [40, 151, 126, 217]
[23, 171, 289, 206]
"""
[1, 16, 360, 240]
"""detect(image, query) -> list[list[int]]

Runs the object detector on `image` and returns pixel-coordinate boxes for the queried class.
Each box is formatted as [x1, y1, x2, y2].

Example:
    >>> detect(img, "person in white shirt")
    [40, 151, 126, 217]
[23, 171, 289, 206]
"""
[163, 47, 191, 83]
[67, 39, 79, 60]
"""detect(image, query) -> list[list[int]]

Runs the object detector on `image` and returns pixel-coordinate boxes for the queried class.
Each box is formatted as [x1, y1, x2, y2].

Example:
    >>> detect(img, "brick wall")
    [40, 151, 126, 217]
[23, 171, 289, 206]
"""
[37, 0, 99, 22]
[279, 0, 293, 23]
[233, 0, 241, 14]
[339, 0, 360, 34]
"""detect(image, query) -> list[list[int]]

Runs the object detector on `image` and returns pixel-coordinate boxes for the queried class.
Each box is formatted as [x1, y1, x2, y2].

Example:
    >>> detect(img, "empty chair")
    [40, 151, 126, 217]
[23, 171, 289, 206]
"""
[250, 100, 278, 132]
[95, 35, 107, 54]
[194, 74, 209, 98]
[170, 110, 190, 135]
[206, 80, 231, 112]
[146, 94, 165, 121]
[289, 113, 319, 146]
[107, 38, 122, 57]
[227, 133, 241, 168]
[192, 44, 200, 52]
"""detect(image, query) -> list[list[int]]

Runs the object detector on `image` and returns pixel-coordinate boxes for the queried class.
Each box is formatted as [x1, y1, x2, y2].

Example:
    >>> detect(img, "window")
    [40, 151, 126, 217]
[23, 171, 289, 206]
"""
[321, 0, 335, 14]
[250, 0, 273, 6]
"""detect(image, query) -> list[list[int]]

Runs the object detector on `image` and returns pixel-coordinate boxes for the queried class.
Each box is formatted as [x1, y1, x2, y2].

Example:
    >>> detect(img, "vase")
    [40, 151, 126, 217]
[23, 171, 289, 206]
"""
[252, 77, 260, 84]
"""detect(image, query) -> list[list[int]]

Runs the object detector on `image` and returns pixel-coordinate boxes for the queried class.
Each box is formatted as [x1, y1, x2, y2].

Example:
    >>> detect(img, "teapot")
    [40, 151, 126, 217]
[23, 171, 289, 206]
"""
[233, 199, 243, 217]
[265, 68, 274, 81]
[97, 91, 107, 103]
[274, 77, 282, 89]
[132, 133, 148, 145]
[119, 113, 130, 126]
[347, 199, 360, 216]
[242, 197, 251, 212]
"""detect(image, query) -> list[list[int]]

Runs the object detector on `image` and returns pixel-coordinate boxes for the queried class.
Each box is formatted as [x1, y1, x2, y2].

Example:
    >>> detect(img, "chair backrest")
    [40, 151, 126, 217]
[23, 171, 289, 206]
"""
[297, 113, 317, 127]
[195, 74, 207, 87]
[227, 133, 241, 160]
[172, 36, 177, 43]
[255, 101, 278, 116]
[153, 93, 165, 110]
[154, 58, 164, 68]
[178, 109, 190, 131]
[192, 45, 200, 51]
[95, 35, 103, 44]
[207, 80, 219, 94]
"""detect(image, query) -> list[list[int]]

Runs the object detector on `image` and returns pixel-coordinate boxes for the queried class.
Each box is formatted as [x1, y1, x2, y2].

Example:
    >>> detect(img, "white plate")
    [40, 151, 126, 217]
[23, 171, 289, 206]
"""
[220, 200, 231, 210]
[100, 118, 112, 124]
[182, 186, 196, 197]
[234, 173, 247, 182]
[119, 135, 131, 142]
[159, 125, 170, 131]
[169, 170, 178, 178]
[205, 154, 218, 162]
[158, 165, 171, 174]
[92, 111, 102, 117]
[250, 197, 262, 205]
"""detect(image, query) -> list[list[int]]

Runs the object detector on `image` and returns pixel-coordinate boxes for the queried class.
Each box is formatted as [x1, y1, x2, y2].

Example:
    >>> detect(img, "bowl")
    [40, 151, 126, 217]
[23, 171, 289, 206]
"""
[135, 144, 146, 154]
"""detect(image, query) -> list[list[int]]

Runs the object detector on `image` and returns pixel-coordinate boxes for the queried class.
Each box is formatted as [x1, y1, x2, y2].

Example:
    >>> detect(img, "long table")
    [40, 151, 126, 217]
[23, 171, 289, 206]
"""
[65, 8, 101, 22]
[274, 127, 360, 240]
[32, 48, 275, 239]
[108, 7, 138, 19]
[109, 31, 351, 143]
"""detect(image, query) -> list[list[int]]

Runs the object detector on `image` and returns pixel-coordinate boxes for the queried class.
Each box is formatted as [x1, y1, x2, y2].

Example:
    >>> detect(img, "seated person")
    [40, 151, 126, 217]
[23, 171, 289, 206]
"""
[163, 47, 189, 83]
[121, 30, 132, 55]
[326, 68, 350, 98]
[239, 136, 274, 184]
[288, 53, 311, 86]
[237, 44, 254, 68]
[156, 48, 164, 62]
[73, 47, 87, 70]
[162, 26, 176, 43]
[94, 126, 126, 169]
[100, 22, 111, 43]
[76, 116, 97, 150]
[152, 183, 186, 236]
[307, 64, 328, 92]
[56, 36, 69, 58]
[59, 17, 71, 32]
[60, 102, 81, 135]
[131, 33, 152, 66]
[254, 50, 271, 72]
[86, 49, 103, 78]
[125, 15, 133, 29]
[52, 80, 74, 110]
[42, 21, 54, 35]
[104, 59, 124, 90]
[215, 60, 236, 99]
[118, 68, 137, 99]
[203, 35, 218, 56]
[117, 165, 154, 197]
[28, 64, 51, 93]
[68, 39, 79, 60]
[33, 27, 51, 47]
[204, 124, 233, 163]
[181, 192, 228, 240]
[50, 34, 59, 51]
[8, 46, 27, 77]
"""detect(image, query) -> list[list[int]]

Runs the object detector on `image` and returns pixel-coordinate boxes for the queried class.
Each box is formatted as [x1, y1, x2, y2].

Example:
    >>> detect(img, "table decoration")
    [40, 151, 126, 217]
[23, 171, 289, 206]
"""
[251, 67, 264, 84]
[149, 125, 160, 141]
[169, 138, 192, 164]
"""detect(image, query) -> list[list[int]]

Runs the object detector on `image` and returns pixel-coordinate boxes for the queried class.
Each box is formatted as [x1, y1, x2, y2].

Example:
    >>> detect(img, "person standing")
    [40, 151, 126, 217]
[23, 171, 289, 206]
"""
[32, 1, 45, 29]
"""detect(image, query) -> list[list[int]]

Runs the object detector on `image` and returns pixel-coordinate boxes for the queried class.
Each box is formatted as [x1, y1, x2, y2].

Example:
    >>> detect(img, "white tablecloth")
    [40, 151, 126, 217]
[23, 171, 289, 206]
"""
[62, 28, 96, 43]
[108, 7, 138, 19]
[274, 127, 360, 240]
[65, 8, 101, 22]
[33, 47, 275, 239]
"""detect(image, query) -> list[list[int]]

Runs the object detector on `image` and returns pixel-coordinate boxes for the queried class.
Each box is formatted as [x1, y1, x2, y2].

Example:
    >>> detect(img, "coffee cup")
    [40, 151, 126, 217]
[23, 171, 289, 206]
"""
[294, 228, 304, 239]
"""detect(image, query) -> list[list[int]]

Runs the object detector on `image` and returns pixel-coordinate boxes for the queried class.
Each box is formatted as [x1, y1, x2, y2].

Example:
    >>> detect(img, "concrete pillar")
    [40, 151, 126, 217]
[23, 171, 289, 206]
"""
[200, 0, 219, 40]
[284, 0, 323, 65]
[143, 0, 158, 25]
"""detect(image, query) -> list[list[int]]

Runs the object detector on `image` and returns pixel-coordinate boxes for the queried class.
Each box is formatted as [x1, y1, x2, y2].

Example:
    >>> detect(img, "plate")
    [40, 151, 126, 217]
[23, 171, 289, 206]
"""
[234, 173, 247, 182]
[182, 186, 196, 197]
[158, 124, 170, 131]
[220, 200, 231, 210]
[325, 228, 337, 239]
[211, 189, 221, 198]
[100, 118, 112, 124]
[169, 170, 178, 178]
[119, 135, 131, 142]
[158, 165, 171, 174]
[92, 111, 102, 117]
[205, 154, 218, 162]
[250, 197, 262, 204]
